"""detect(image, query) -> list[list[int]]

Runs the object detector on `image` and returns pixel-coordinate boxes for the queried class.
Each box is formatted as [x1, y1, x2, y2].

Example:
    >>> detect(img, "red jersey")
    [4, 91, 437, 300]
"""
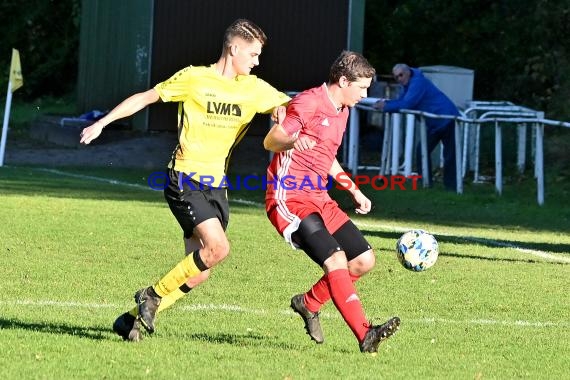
[265, 83, 348, 203]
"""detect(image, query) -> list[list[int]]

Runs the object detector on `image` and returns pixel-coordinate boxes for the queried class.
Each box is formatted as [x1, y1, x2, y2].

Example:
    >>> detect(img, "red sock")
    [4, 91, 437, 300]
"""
[304, 273, 361, 313]
[327, 269, 369, 342]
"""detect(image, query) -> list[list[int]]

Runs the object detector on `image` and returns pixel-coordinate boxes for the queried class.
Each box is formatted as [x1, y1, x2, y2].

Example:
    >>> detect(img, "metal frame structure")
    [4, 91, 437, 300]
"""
[345, 98, 570, 205]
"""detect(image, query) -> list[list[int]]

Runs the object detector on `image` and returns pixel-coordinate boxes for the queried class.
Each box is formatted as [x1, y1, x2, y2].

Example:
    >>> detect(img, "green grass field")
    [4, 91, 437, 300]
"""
[1, 165, 569, 379]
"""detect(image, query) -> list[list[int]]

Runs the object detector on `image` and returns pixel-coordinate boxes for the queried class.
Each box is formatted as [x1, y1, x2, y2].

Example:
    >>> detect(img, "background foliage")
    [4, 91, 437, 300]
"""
[1, 0, 569, 120]
[364, 0, 570, 119]
[0, 0, 80, 99]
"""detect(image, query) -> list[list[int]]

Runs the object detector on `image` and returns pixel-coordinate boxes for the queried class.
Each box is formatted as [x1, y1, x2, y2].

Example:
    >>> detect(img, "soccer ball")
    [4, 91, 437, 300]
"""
[396, 230, 439, 271]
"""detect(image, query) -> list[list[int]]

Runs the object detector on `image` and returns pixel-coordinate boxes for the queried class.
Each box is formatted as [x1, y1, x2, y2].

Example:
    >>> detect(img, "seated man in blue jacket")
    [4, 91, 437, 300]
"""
[375, 64, 460, 190]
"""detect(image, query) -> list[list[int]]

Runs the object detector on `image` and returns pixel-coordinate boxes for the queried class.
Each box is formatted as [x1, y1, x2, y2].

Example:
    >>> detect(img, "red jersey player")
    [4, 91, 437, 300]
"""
[264, 51, 400, 353]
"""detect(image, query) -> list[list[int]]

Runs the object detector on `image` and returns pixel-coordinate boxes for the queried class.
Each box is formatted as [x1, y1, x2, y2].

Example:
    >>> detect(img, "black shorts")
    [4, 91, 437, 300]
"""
[292, 214, 371, 266]
[164, 168, 230, 239]
[332, 220, 371, 261]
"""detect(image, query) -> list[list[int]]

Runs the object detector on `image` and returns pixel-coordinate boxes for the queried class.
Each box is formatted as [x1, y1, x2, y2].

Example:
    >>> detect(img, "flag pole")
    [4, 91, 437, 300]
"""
[0, 80, 13, 167]
[1, 48, 23, 167]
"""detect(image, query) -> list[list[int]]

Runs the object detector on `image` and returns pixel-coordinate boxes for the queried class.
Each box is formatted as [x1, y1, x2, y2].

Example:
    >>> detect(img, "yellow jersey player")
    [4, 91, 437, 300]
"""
[80, 18, 290, 341]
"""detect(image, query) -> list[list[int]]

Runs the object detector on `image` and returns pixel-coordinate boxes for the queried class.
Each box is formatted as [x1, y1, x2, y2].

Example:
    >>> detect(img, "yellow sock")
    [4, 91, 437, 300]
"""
[154, 255, 202, 297]
[128, 287, 189, 316]
[157, 288, 186, 312]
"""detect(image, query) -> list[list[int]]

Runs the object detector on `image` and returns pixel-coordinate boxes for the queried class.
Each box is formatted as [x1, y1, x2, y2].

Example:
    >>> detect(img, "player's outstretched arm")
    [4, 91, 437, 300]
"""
[80, 89, 160, 145]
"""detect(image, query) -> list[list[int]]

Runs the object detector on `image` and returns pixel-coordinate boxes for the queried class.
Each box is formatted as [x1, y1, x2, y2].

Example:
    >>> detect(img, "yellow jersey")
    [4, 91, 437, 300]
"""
[154, 64, 290, 187]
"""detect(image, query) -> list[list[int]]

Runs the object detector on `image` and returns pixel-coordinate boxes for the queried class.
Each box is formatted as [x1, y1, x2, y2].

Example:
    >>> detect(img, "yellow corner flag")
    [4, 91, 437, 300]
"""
[9, 48, 23, 93]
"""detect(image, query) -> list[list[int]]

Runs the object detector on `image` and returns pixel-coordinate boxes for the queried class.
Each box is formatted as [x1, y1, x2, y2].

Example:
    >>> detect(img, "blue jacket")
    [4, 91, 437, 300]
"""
[383, 68, 459, 131]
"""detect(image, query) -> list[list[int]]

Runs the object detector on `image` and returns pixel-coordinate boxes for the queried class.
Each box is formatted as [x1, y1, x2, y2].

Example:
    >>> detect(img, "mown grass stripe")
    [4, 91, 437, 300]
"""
[1, 299, 568, 329]
[25, 167, 570, 264]
[356, 221, 570, 263]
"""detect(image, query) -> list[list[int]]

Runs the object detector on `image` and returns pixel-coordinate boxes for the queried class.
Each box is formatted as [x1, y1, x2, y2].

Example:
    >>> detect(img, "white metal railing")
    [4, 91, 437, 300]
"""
[347, 97, 570, 205]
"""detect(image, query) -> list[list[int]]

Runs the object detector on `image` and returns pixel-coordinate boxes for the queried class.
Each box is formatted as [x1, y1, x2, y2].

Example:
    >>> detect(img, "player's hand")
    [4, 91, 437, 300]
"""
[271, 106, 286, 124]
[293, 136, 316, 151]
[79, 122, 104, 145]
[353, 190, 372, 214]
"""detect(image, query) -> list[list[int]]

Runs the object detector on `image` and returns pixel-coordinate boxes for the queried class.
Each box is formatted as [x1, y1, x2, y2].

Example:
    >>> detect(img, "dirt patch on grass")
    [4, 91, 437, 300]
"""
[4, 129, 269, 175]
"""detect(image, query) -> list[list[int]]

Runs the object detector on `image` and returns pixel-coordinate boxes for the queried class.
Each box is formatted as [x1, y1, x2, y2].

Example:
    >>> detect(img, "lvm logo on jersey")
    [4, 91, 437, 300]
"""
[206, 101, 242, 116]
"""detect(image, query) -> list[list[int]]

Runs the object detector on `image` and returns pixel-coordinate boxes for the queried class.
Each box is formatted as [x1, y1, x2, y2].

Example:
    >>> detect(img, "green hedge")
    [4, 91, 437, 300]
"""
[1, 0, 569, 121]
[0, 0, 80, 100]
[364, 0, 570, 120]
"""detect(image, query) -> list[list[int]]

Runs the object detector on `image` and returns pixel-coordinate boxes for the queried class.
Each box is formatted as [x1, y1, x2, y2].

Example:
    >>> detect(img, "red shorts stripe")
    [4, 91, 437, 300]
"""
[267, 197, 349, 236]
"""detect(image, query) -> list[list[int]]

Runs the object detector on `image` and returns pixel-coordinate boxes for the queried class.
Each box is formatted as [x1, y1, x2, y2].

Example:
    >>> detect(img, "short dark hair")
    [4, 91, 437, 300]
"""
[329, 51, 376, 83]
[223, 19, 267, 49]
